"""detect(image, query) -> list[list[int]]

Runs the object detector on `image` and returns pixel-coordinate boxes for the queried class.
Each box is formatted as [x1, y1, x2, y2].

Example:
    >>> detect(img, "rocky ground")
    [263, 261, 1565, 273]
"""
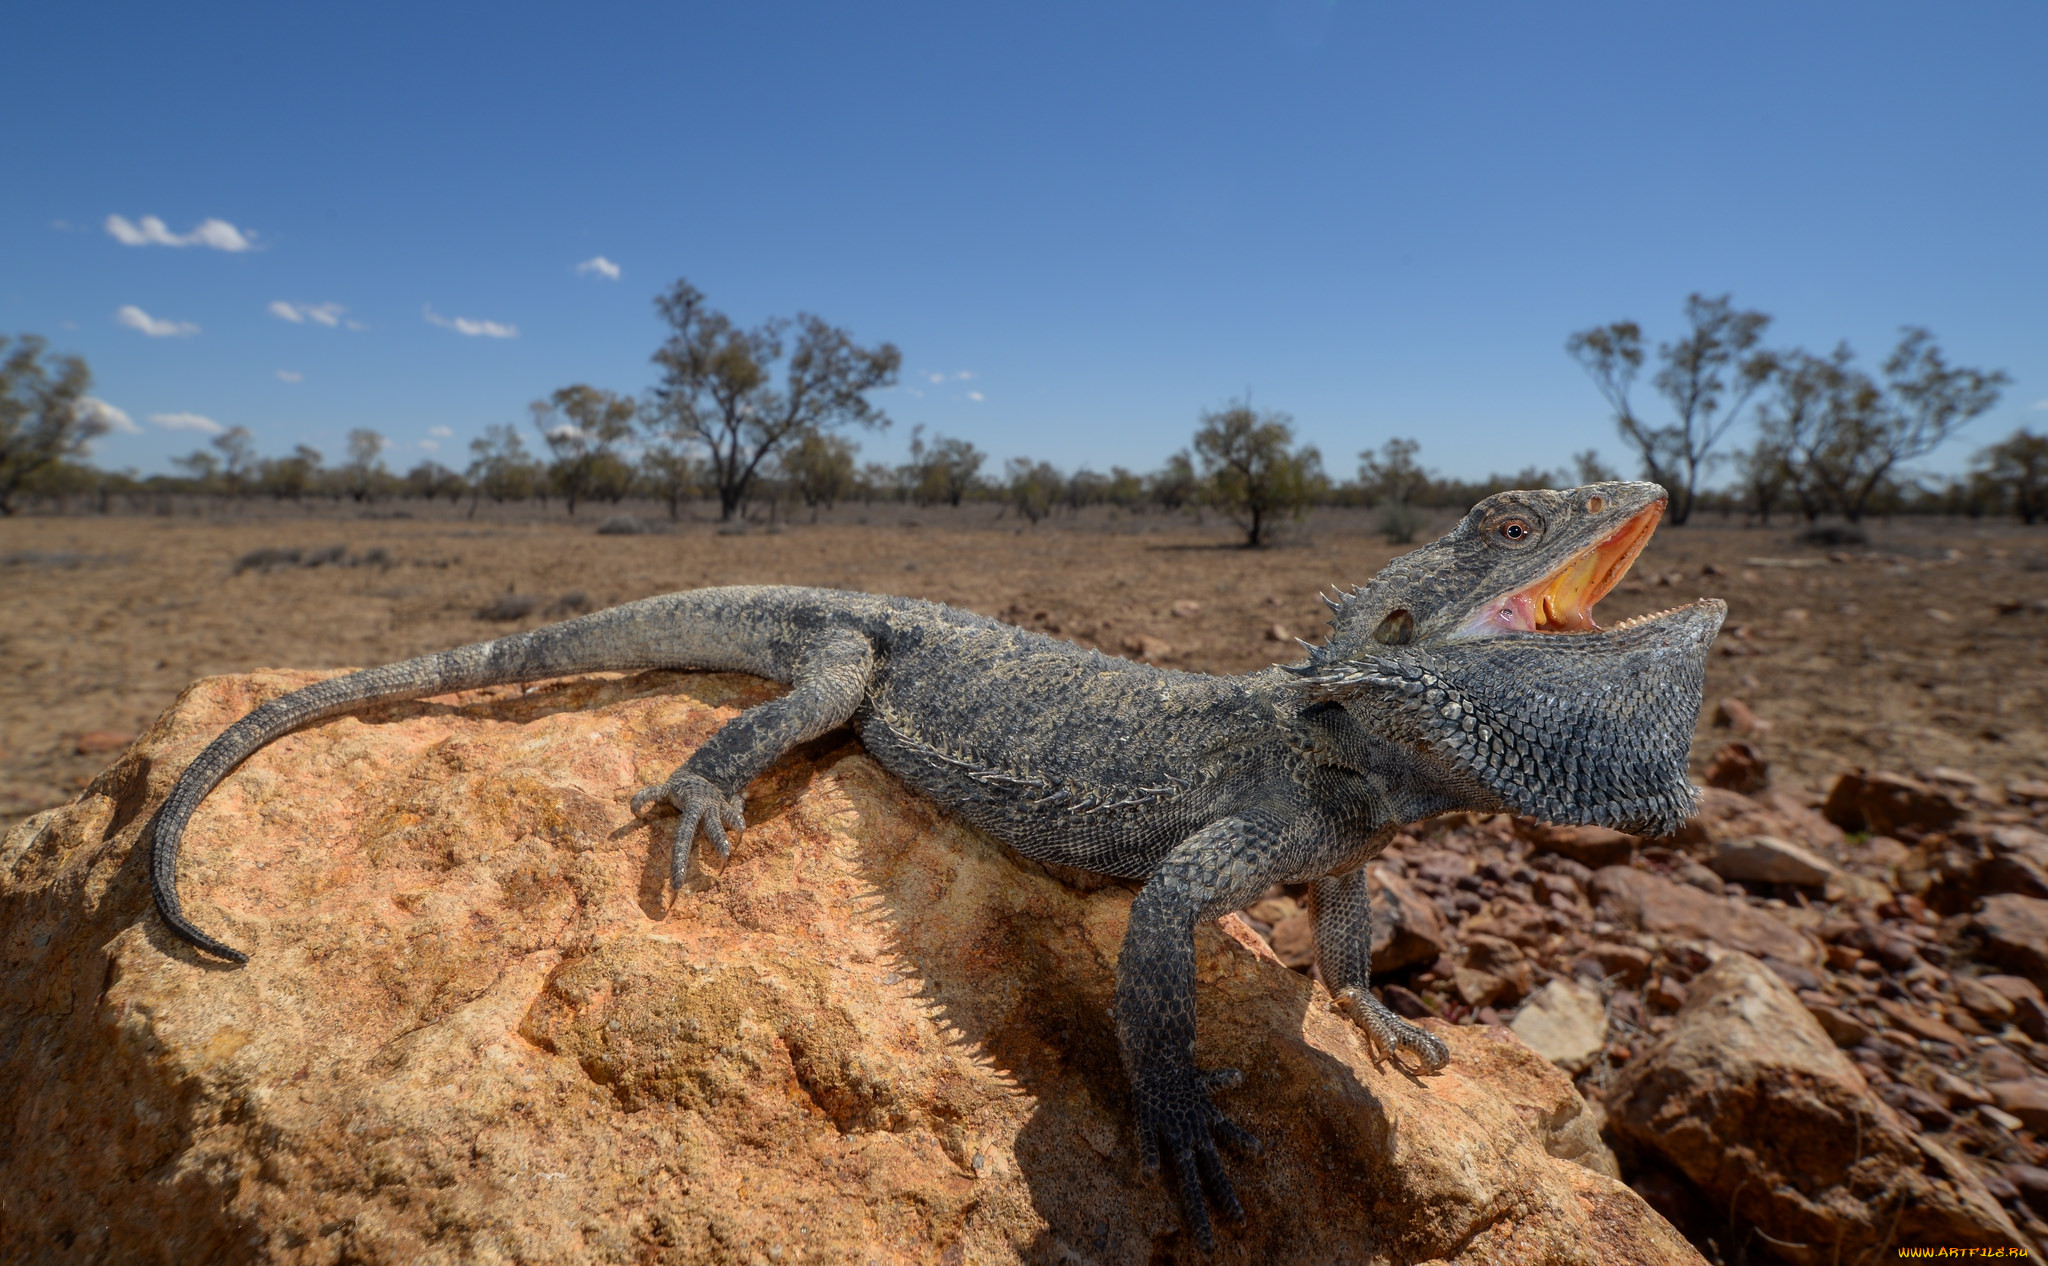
[1231, 748, 2048, 1261]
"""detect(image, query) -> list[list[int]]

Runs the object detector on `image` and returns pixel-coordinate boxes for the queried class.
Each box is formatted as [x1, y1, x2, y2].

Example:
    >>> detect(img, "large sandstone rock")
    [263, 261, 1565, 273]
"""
[1607, 953, 2024, 1263]
[1591, 866, 1818, 965]
[0, 669, 1703, 1265]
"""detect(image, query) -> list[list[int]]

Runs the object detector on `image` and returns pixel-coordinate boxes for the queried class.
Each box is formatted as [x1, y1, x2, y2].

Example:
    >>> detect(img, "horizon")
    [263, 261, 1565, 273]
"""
[4, 2, 2044, 487]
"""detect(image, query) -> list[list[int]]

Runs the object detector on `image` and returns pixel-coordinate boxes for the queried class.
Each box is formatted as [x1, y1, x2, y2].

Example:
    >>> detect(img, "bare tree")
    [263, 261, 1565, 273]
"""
[1566, 294, 1775, 525]
[1193, 401, 1323, 547]
[0, 334, 101, 515]
[211, 426, 257, 500]
[648, 280, 899, 521]
[1975, 429, 2048, 524]
[1760, 331, 2007, 523]
[344, 429, 388, 503]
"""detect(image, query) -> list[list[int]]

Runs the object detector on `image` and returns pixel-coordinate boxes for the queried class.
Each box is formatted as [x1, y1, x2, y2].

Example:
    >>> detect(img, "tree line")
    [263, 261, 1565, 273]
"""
[1567, 293, 2026, 526]
[4, 287, 2043, 536]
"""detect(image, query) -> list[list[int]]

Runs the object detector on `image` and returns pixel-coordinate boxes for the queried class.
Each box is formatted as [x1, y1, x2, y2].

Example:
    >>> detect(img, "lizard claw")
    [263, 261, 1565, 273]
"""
[1134, 1062, 1259, 1252]
[631, 771, 746, 891]
[1336, 986, 1450, 1075]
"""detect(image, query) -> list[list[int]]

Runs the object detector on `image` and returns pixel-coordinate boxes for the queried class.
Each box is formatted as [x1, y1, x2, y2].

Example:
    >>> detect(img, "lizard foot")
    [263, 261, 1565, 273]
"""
[1133, 1062, 1262, 1253]
[1336, 985, 1450, 1075]
[630, 771, 746, 890]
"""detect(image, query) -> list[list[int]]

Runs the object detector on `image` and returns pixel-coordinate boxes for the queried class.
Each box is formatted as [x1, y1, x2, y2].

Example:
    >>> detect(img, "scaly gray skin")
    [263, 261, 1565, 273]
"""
[148, 480, 1723, 1251]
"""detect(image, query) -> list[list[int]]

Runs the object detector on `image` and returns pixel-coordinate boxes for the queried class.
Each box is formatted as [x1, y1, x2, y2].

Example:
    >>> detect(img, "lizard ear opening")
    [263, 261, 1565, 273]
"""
[1372, 609, 1416, 646]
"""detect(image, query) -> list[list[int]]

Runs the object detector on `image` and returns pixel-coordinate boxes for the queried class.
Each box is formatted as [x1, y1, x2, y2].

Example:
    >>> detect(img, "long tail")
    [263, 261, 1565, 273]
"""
[150, 589, 794, 961]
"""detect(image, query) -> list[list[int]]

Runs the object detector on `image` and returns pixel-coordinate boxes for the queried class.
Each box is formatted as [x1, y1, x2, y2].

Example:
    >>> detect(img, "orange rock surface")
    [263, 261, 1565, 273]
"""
[1, 668, 1703, 1264]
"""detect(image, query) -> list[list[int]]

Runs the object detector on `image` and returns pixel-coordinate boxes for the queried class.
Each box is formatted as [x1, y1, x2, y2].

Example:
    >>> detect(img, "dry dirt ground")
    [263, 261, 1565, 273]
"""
[4, 500, 2045, 831]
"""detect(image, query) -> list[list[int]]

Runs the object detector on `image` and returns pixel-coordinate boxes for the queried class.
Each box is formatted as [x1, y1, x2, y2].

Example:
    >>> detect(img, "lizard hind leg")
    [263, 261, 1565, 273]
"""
[629, 625, 876, 897]
[631, 772, 747, 891]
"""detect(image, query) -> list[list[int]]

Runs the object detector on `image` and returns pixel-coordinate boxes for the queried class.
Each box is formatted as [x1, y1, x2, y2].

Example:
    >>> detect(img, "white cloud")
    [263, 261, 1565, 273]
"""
[149, 411, 225, 434]
[275, 369, 303, 383]
[2032, 398, 2048, 411]
[576, 255, 621, 281]
[79, 397, 141, 435]
[105, 214, 256, 252]
[924, 369, 976, 384]
[423, 305, 518, 338]
[419, 439, 440, 452]
[115, 305, 199, 338]
[955, 371, 976, 380]
[269, 300, 348, 327]
[967, 391, 985, 402]
[546, 424, 585, 441]
[427, 426, 453, 437]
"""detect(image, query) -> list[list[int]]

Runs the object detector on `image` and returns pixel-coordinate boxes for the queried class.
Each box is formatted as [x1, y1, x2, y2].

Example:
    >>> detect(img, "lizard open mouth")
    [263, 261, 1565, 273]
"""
[1459, 499, 1663, 637]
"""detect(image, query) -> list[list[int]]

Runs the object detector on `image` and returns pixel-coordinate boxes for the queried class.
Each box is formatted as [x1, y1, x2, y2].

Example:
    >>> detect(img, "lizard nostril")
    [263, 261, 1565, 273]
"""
[1585, 495, 1605, 514]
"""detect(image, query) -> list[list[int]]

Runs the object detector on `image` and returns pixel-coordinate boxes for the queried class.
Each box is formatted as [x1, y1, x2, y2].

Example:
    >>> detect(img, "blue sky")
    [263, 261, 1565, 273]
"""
[5, 2, 2044, 485]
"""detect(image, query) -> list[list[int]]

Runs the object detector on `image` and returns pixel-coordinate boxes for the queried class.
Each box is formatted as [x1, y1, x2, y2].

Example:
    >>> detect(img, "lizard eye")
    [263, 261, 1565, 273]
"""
[1497, 519, 1532, 544]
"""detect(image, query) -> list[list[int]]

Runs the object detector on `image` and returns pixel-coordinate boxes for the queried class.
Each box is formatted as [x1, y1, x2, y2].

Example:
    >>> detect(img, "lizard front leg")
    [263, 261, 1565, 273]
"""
[1311, 867, 1450, 1074]
[632, 627, 873, 891]
[1116, 812, 1291, 1253]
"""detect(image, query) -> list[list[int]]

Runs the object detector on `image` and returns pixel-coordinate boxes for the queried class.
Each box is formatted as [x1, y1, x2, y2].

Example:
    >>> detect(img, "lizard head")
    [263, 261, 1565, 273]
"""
[1290, 480, 1725, 837]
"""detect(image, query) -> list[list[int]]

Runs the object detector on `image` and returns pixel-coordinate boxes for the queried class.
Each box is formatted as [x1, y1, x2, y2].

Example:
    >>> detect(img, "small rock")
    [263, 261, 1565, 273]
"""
[2009, 1166, 2048, 1220]
[1672, 861, 1726, 895]
[1380, 984, 1433, 1019]
[1711, 697, 1769, 736]
[2015, 995, 2048, 1043]
[1120, 634, 1172, 661]
[1955, 976, 2020, 1026]
[1263, 623, 1291, 642]
[1702, 741, 1769, 793]
[1646, 978, 1690, 1012]
[1455, 934, 1531, 1007]
[1989, 1080, 2048, 1132]
[1573, 942, 1653, 988]
[1805, 1003, 1871, 1047]
[1878, 1082, 1955, 1130]
[1592, 866, 1816, 965]
[1760, 957, 1823, 992]
[1933, 1069, 1991, 1107]
[1508, 978, 1608, 1074]
[1874, 997, 1969, 1048]
[1368, 868, 1450, 974]
[1523, 823, 1637, 869]
[1971, 896, 2048, 992]
[1927, 766, 1993, 803]
[1269, 911, 1315, 969]
[73, 730, 137, 755]
[1169, 599, 1202, 618]
[1823, 769, 1967, 836]
[1708, 835, 1836, 888]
